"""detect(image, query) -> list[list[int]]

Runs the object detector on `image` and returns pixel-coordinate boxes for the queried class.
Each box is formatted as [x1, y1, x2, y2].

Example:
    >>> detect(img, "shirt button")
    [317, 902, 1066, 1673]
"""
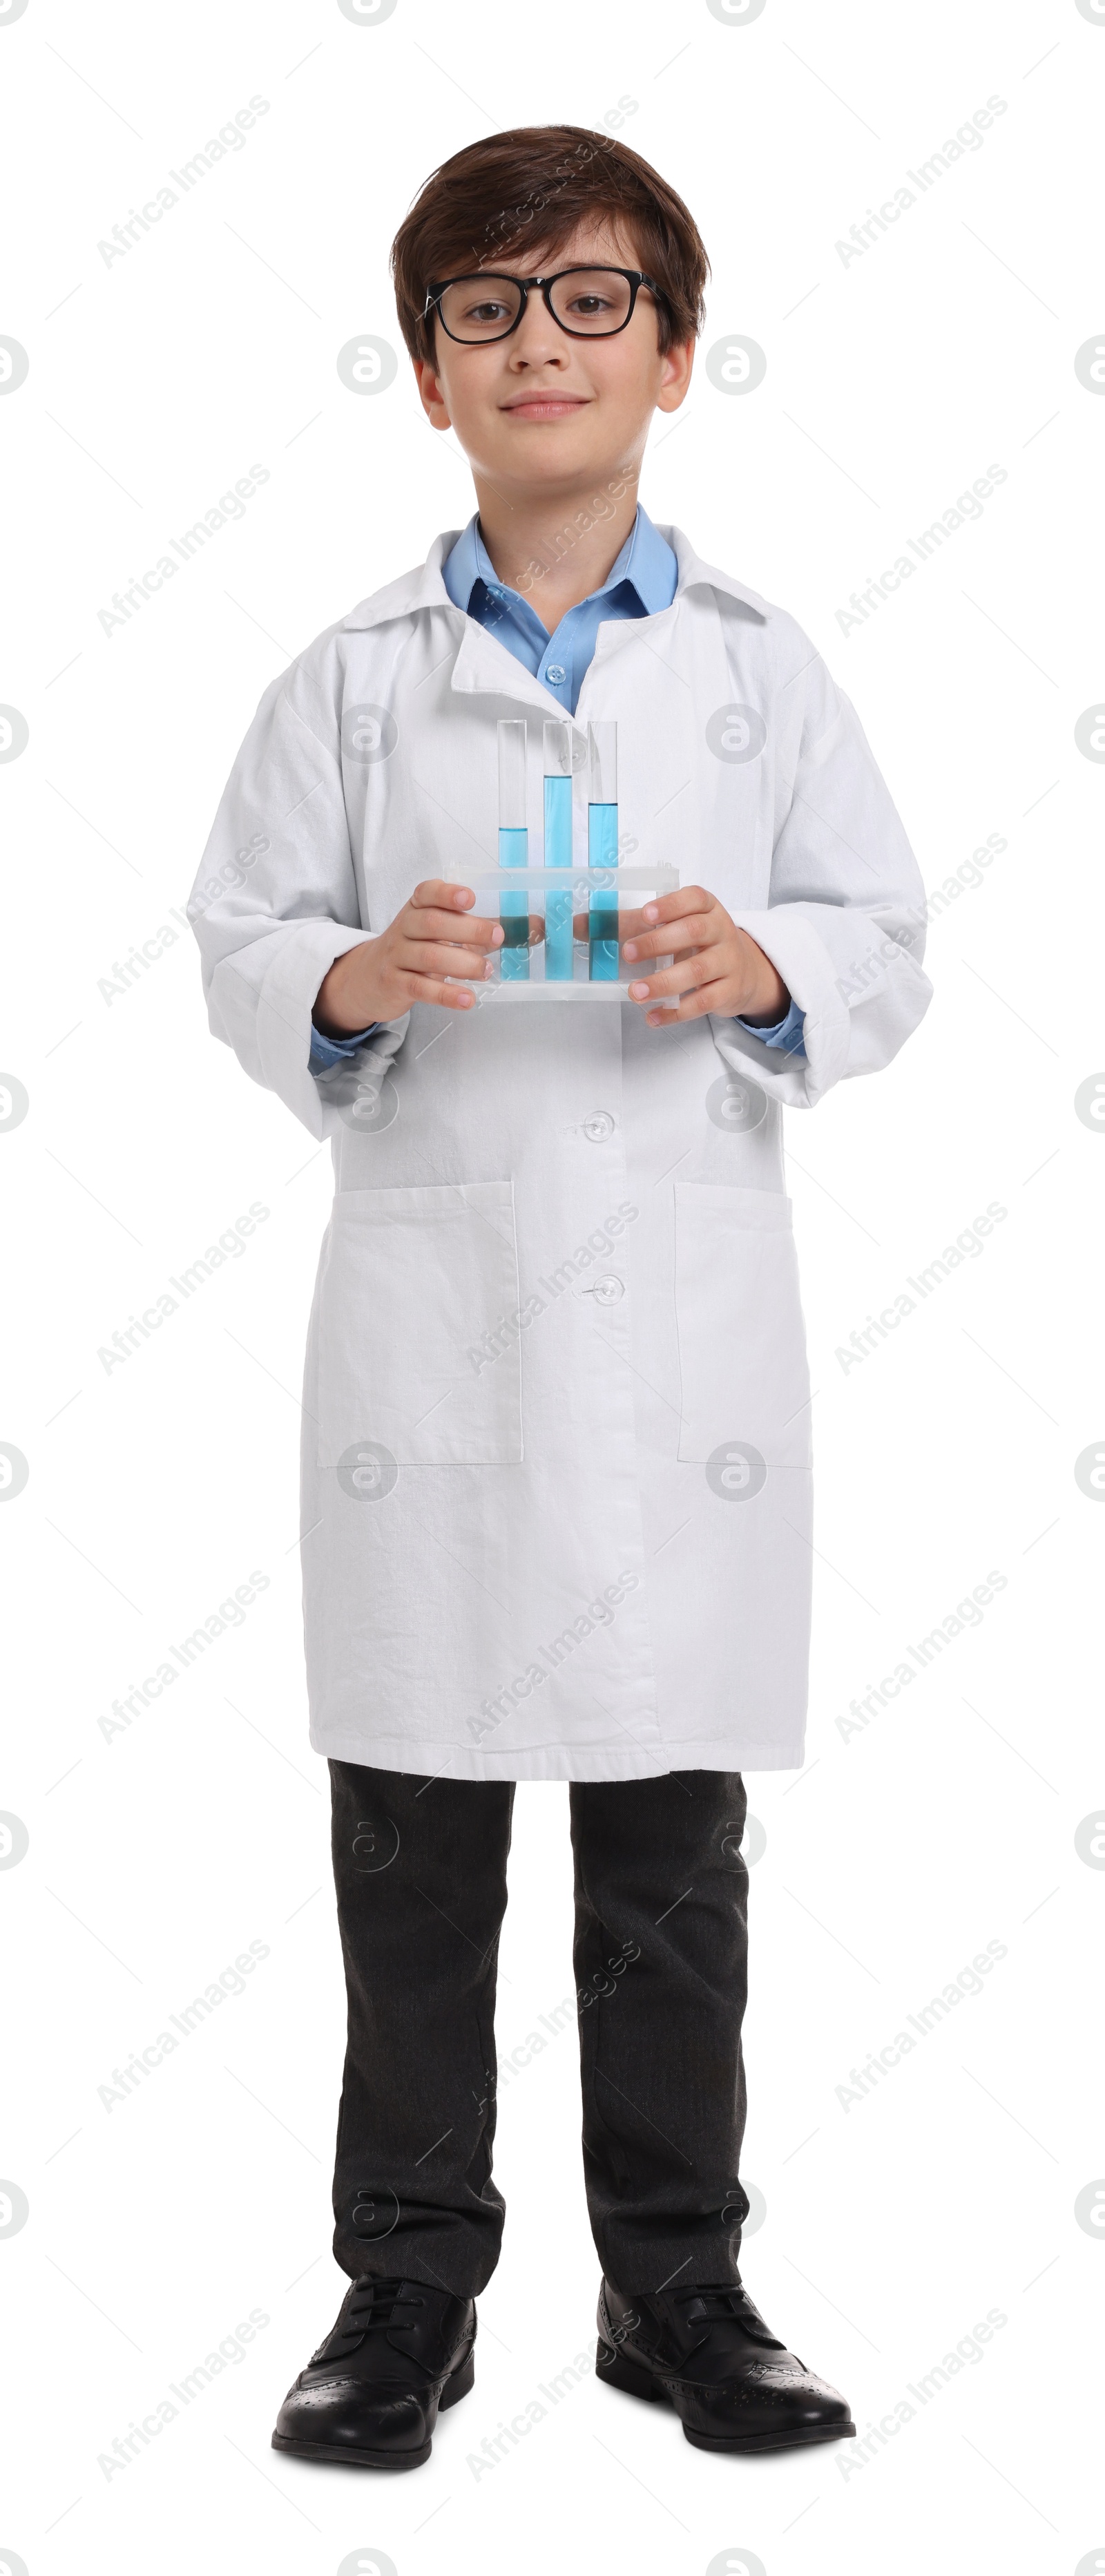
[583, 1111, 615, 1143]
[545, 663, 566, 685]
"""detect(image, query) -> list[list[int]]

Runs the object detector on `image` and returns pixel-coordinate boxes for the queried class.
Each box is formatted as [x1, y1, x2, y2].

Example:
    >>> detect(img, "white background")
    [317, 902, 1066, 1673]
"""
[1, 1, 1101, 2570]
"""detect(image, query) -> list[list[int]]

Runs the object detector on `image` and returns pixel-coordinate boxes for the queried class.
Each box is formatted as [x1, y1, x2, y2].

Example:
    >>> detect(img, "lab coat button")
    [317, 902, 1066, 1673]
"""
[582, 1273, 624, 1306]
[583, 1111, 615, 1143]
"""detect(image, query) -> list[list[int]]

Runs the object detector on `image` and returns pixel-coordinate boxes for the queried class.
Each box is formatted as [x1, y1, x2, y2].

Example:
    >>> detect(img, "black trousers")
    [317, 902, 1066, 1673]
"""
[329, 1759, 751, 2297]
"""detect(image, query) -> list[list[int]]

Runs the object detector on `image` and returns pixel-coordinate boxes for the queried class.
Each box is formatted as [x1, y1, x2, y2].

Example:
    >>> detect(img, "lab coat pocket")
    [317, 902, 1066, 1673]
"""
[673, 1182, 811, 1467]
[316, 1180, 522, 1468]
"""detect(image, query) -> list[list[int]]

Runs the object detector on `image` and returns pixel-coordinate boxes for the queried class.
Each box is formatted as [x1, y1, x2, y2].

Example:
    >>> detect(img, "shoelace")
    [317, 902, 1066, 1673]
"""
[318, 2278, 425, 2360]
[671, 2286, 751, 2323]
[666, 2283, 782, 2345]
[347, 2279, 425, 2329]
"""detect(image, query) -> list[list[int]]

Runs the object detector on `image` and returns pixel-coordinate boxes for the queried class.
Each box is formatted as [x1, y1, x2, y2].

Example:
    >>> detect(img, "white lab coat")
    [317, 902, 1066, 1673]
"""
[190, 526, 931, 1782]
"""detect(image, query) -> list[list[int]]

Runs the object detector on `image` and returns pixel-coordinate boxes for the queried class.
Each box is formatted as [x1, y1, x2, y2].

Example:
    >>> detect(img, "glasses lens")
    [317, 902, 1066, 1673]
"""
[436, 276, 524, 341]
[548, 269, 635, 334]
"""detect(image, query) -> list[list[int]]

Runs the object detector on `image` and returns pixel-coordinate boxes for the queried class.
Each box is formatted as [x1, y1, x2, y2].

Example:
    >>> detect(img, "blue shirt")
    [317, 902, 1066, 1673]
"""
[311, 508, 805, 1066]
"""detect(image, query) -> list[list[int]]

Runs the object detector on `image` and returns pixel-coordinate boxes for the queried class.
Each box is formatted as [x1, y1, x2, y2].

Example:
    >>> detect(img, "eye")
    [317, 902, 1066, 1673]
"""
[463, 298, 511, 323]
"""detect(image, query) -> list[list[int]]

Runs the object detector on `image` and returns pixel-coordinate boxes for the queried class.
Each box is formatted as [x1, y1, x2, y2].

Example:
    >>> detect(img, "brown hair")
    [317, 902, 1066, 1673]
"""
[390, 125, 709, 365]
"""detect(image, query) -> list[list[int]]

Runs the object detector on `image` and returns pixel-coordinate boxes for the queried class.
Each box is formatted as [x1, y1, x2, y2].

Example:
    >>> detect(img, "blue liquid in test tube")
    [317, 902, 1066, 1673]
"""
[497, 719, 529, 980]
[588, 721, 619, 980]
[543, 720, 573, 980]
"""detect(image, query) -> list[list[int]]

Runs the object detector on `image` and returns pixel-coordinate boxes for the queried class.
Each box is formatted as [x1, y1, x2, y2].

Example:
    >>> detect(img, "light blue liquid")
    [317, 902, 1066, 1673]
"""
[544, 772, 573, 982]
[588, 803, 619, 980]
[498, 825, 529, 980]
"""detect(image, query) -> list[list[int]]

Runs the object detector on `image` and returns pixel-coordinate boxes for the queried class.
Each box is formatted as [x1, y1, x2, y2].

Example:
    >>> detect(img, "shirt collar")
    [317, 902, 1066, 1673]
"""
[440, 505, 678, 620]
[339, 522, 767, 630]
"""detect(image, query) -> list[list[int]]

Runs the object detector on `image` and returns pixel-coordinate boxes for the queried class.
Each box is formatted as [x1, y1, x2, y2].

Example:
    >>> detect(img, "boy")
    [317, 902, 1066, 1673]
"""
[191, 126, 931, 2471]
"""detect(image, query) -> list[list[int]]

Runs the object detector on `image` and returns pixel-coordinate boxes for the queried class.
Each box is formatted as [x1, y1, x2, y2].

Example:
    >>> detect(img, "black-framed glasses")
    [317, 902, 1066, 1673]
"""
[423, 266, 664, 345]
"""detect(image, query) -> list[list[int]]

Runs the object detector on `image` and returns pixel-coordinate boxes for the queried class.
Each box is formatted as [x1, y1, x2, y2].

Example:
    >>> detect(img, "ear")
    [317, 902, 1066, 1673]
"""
[413, 356, 453, 432]
[655, 336, 695, 416]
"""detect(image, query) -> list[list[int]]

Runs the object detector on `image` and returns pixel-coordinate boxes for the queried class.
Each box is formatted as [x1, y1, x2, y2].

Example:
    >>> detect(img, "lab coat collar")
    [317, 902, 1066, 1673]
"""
[338, 524, 768, 636]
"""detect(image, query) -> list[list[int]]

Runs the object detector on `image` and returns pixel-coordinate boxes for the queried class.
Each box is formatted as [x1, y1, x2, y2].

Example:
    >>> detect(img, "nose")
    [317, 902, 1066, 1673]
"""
[507, 289, 568, 369]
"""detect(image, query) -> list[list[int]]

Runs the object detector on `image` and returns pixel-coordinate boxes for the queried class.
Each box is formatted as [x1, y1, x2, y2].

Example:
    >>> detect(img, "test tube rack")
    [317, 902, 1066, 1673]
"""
[443, 717, 679, 999]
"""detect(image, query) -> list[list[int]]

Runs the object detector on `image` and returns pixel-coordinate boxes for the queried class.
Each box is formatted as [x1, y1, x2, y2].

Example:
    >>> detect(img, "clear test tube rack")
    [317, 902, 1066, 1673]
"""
[445, 716, 679, 999]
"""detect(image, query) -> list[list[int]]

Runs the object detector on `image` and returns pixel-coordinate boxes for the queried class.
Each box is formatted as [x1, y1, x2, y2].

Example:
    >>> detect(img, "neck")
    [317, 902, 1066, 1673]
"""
[471, 470, 642, 631]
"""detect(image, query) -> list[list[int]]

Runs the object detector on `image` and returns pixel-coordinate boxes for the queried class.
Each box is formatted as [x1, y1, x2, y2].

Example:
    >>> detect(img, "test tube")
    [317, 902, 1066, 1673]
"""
[543, 720, 573, 982]
[587, 721, 619, 981]
[498, 718, 529, 981]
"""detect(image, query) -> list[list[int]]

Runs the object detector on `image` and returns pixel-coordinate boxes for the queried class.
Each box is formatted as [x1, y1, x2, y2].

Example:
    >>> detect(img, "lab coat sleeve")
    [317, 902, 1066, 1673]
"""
[711, 658, 931, 1109]
[188, 658, 409, 1141]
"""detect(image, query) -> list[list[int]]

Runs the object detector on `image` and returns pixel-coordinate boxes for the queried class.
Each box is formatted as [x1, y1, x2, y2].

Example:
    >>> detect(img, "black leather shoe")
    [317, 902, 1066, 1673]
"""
[272, 2276, 476, 2470]
[597, 2275, 855, 2454]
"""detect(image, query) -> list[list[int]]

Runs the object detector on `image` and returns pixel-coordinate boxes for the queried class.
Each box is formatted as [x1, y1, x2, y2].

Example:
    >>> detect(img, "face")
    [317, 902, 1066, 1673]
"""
[413, 220, 694, 499]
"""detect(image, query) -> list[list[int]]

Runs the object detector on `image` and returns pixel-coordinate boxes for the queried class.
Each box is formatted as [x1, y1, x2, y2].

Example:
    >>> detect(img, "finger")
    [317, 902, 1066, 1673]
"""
[633, 886, 718, 929]
[622, 913, 716, 961]
[398, 971, 484, 1010]
[627, 952, 719, 1004]
[615, 903, 658, 942]
[641, 973, 736, 1025]
[409, 879, 477, 913]
[404, 906, 504, 948]
[645, 977, 733, 1027]
[569, 912, 620, 942]
[398, 940, 499, 981]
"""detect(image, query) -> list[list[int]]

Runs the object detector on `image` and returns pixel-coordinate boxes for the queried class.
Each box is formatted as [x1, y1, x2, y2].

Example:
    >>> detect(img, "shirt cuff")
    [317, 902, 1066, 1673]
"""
[309, 1020, 381, 1073]
[733, 997, 807, 1058]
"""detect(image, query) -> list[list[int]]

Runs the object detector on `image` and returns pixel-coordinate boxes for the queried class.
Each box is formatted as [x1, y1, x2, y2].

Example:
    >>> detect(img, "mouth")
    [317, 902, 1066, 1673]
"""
[500, 395, 590, 419]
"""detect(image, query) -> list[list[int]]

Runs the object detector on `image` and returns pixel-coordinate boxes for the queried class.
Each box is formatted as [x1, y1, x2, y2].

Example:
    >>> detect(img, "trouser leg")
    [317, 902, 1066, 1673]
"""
[329, 1758, 515, 2296]
[568, 1767, 750, 2293]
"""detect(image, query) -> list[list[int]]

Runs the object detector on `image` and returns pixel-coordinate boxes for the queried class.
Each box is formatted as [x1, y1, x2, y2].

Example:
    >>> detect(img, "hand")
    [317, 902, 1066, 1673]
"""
[314, 880, 504, 1030]
[620, 887, 789, 1029]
